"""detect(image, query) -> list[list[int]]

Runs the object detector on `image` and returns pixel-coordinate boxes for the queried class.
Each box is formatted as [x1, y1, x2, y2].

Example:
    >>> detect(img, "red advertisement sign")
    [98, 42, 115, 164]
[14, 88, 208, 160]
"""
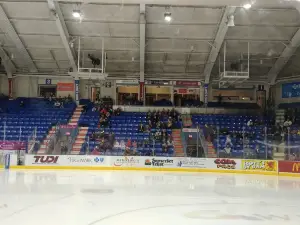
[57, 83, 74, 91]
[175, 81, 200, 87]
[278, 161, 300, 173]
[33, 156, 59, 164]
[214, 158, 236, 169]
[178, 88, 187, 94]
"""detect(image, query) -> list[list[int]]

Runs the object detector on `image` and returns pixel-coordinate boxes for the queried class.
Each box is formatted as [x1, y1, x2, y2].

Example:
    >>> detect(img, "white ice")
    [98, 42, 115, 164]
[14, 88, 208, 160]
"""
[0, 170, 300, 225]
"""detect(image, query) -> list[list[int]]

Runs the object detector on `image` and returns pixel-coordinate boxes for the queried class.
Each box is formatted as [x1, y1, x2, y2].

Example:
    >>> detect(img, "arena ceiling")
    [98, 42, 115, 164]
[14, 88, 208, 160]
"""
[1, 0, 300, 84]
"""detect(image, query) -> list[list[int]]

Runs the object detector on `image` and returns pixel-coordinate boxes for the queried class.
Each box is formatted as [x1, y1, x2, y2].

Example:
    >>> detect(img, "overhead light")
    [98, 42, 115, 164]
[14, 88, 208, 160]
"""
[227, 15, 235, 27]
[72, 9, 82, 18]
[164, 12, 172, 22]
[243, 3, 252, 9]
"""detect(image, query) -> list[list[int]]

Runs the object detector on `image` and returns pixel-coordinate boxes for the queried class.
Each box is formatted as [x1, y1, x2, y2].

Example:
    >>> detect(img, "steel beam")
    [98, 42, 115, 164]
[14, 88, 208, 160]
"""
[139, 4, 146, 82]
[204, 6, 236, 84]
[267, 5, 300, 84]
[0, 46, 16, 76]
[47, 0, 77, 72]
[0, 6, 37, 72]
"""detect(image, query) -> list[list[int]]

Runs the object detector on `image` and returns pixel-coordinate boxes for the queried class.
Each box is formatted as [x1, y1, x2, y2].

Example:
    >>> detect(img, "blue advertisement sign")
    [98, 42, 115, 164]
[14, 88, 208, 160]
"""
[75, 80, 79, 104]
[204, 84, 208, 106]
[282, 82, 300, 98]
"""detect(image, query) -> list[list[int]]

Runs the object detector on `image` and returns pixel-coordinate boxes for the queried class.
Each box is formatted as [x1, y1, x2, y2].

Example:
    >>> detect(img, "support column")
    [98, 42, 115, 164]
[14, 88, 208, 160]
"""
[139, 4, 146, 105]
[204, 83, 209, 107]
[199, 86, 204, 103]
[74, 78, 80, 105]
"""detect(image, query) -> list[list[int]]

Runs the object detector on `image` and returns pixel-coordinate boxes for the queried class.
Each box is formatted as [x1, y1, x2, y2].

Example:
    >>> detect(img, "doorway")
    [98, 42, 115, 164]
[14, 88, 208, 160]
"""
[39, 85, 57, 97]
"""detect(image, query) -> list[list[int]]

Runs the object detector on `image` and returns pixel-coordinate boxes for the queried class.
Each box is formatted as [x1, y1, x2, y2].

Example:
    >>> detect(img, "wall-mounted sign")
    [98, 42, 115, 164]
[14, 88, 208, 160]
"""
[282, 82, 300, 98]
[57, 83, 74, 91]
[175, 81, 201, 87]
[145, 80, 171, 85]
[45, 79, 52, 85]
[116, 80, 139, 85]
[204, 84, 208, 106]
[75, 80, 79, 104]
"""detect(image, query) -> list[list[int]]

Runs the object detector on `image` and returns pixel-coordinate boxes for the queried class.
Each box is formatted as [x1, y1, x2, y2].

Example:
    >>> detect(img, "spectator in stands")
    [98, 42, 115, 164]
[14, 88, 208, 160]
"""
[82, 105, 88, 114]
[224, 143, 231, 156]
[162, 141, 168, 153]
[61, 143, 68, 155]
[90, 131, 96, 141]
[167, 117, 173, 129]
[91, 146, 100, 155]
[54, 100, 60, 107]
[218, 94, 222, 105]
[225, 135, 233, 147]
[20, 100, 24, 108]
[284, 118, 292, 127]
[247, 119, 253, 127]
[138, 123, 144, 132]
[67, 94, 72, 102]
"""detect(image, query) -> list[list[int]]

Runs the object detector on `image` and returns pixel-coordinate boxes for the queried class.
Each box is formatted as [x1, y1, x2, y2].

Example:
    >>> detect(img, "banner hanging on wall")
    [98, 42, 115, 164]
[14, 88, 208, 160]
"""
[175, 81, 201, 87]
[57, 83, 74, 91]
[282, 82, 300, 98]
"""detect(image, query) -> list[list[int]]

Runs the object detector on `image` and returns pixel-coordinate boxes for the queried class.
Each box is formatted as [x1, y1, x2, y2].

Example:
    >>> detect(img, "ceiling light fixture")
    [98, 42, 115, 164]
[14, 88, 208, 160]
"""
[243, 3, 252, 9]
[164, 12, 172, 22]
[72, 9, 82, 18]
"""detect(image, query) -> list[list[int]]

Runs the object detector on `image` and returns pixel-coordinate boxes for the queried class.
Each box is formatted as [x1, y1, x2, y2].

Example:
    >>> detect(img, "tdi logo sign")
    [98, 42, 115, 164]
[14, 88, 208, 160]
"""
[33, 156, 59, 164]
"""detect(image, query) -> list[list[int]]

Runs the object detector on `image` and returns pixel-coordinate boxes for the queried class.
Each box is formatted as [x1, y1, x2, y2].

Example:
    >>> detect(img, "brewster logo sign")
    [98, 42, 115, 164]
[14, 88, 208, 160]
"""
[33, 156, 59, 164]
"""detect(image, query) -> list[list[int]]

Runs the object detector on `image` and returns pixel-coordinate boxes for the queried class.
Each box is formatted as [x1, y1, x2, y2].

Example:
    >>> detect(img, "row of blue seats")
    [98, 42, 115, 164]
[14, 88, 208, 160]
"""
[87, 146, 174, 155]
[89, 127, 172, 133]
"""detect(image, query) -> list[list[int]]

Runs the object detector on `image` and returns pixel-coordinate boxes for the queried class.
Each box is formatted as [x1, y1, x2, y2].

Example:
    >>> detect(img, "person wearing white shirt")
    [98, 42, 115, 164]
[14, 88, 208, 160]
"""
[247, 119, 253, 127]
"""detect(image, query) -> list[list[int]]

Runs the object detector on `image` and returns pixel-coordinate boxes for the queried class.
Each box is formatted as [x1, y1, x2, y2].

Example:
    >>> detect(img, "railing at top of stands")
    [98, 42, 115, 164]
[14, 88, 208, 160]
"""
[112, 105, 260, 115]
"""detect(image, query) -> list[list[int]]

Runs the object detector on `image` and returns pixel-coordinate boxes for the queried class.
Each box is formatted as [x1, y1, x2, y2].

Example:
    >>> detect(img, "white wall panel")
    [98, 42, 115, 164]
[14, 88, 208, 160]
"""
[13, 77, 38, 97]
[0, 75, 8, 95]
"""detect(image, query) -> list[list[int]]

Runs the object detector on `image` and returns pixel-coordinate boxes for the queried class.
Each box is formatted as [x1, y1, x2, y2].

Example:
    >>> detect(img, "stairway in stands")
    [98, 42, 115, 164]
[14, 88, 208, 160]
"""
[71, 127, 88, 154]
[69, 105, 83, 125]
[38, 105, 83, 154]
[172, 129, 185, 157]
[38, 125, 57, 154]
[207, 142, 217, 158]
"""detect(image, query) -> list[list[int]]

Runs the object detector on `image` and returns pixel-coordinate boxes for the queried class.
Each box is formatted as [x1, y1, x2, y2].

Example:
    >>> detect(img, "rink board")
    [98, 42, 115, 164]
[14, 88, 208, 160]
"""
[6, 155, 280, 176]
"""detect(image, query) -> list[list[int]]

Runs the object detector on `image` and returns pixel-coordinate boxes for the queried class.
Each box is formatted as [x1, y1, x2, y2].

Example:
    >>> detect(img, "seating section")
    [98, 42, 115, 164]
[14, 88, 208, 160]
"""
[83, 112, 177, 156]
[0, 98, 75, 142]
[192, 114, 273, 158]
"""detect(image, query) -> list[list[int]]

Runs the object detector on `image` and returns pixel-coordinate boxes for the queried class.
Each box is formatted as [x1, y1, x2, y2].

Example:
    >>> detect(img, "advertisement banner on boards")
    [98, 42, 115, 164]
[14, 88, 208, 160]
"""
[112, 156, 142, 167]
[0, 141, 26, 150]
[278, 161, 300, 174]
[25, 155, 107, 166]
[177, 158, 208, 168]
[241, 160, 277, 172]
[144, 157, 175, 167]
[214, 158, 239, 170]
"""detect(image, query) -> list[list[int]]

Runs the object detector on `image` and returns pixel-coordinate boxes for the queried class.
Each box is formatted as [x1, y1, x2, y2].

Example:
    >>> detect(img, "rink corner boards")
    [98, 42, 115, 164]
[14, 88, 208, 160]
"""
[7, 155, 300, 177]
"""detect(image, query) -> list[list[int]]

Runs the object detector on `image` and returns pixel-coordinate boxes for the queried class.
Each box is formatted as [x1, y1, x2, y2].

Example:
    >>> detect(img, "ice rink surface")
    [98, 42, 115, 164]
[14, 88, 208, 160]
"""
[0, 170, 300, 225]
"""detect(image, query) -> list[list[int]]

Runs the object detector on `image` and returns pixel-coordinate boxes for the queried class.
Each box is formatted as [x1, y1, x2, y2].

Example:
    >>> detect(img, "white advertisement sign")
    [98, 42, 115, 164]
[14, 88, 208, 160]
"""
[24, 155, 242, 172]
[25, 155, 107, 167]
